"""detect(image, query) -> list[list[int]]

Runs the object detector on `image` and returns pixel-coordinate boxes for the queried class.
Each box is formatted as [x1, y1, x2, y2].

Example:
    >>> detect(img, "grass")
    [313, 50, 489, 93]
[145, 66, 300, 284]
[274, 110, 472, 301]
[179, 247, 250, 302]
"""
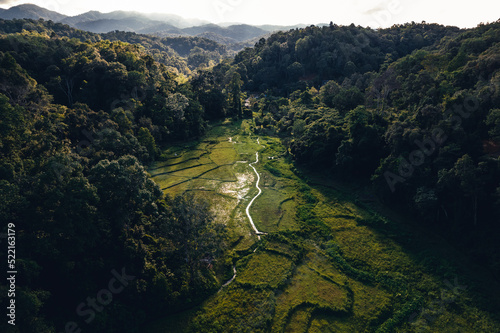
[145, 119, 500, 333]
[271, 262, 351, 332]
[236, 251, 294, 288]
[251, 188, 299, 233]
[188, 288, 276, 333]
[209, 148, 239, 165]
[201, 165, 237, 182]
[348, 278, 392, 329]
[283, 306, 314, 332]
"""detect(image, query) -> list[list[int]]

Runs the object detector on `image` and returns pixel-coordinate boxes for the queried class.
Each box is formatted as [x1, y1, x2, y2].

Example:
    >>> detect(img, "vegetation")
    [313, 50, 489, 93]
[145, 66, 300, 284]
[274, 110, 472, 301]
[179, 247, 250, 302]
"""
[0, 18, 230, 75]
[1, 15, 500, 333]
[146, 123, 500, 332]
[0, 30, 227, 332]
[221, 20, 500, 280]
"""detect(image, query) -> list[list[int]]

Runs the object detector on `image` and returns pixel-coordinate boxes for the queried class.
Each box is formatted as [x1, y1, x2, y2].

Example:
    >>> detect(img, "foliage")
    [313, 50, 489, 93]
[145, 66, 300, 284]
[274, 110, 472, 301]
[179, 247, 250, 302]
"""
[2, 15, 500, 333]
[0, 18, 230, 75]
[0, 30, 227, 332]
[231, 20, 500, 279]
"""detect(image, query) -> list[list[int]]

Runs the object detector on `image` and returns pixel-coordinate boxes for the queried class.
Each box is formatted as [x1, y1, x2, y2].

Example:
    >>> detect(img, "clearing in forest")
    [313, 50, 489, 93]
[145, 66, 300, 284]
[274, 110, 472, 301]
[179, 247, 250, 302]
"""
[147, 119, 500, 333]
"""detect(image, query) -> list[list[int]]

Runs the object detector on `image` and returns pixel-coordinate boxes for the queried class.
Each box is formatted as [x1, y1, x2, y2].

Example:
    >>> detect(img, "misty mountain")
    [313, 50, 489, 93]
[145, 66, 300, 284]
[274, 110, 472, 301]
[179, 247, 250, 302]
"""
[72, 17, 180, 35]
[0, 4, 301, 47]
[182, 24, 268, 42]
[60, 9, 207, 29]
[256, 24, 308, 32]
[0, 4, 67, 21]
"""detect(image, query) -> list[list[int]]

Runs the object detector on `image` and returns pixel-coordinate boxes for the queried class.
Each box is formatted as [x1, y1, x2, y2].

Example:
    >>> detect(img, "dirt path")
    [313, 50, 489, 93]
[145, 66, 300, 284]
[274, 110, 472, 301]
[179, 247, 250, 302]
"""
[220, 139, 266, 291]
[219, 265, 237, 292]
[246, 139, 267, 240]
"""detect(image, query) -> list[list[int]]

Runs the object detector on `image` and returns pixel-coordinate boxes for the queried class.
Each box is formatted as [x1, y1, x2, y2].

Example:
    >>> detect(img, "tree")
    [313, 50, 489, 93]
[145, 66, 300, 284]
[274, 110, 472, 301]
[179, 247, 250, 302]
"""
[137, 127, 159, 160]
[191, 70, 226, 119]
[89, 155, 163, 230]
[167, 195, 227, 274]
[413, 187, 438, 220]
[228, 72, 243, 118]
[437, 155, 484, 227]
[332, 87, 365, 113]
[0, 93, 25, 154]
[319, 80, 341, 107]
[287, 62, 304, 81]
[486, 108, 500, 140]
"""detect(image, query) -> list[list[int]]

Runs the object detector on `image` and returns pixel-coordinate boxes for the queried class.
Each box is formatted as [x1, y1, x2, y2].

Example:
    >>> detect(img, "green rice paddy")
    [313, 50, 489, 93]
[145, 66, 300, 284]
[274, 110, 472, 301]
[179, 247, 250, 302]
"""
[146, 119, 500, 333]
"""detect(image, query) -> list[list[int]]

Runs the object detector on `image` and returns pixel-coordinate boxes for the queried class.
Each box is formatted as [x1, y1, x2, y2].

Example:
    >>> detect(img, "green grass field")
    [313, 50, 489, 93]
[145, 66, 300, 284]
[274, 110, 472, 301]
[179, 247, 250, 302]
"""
[147, 119, 500, 333]
[236, 251, 294, 288]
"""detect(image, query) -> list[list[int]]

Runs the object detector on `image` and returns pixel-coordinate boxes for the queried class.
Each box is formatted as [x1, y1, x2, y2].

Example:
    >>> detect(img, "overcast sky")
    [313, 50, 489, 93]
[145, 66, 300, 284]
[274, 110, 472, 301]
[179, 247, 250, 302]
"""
[1, 0, 499, 27]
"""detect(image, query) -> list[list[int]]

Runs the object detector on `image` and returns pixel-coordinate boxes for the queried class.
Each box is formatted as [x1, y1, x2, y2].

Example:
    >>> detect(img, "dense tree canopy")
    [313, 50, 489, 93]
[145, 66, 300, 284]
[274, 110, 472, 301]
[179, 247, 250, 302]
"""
[0, 18, 230, 76]
[1, 16, 500, 332]
[0, 29, 227, 332]
[229, 20, 500, 279]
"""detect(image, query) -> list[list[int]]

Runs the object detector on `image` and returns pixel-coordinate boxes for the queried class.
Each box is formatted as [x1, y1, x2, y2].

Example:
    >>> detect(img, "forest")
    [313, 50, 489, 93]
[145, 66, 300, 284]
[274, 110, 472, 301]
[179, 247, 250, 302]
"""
[0, 17, 499, 332]
[224, 21, 500, 274]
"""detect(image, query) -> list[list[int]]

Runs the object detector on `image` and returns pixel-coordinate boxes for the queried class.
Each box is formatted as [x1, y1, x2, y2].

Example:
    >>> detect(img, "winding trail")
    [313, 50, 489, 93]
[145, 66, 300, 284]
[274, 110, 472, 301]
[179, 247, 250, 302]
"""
[246, 139, 267, 240]
[220, 138, 266, 291]
[218, 265, 237, 293]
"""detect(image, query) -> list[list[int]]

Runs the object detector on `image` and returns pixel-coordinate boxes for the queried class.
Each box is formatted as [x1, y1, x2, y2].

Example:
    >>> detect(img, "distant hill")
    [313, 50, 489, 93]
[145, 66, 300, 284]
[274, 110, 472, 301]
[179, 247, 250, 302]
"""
[72, 17, 179, 34]
[0, 4, 67, 21]
[256, 24, 308, 32]
[60, 9, 207, 29]
[182, 24, 268, 43]
[59, 10, 107, 25]
[0, 4, 305, 50]
[0, 18, 232, 74]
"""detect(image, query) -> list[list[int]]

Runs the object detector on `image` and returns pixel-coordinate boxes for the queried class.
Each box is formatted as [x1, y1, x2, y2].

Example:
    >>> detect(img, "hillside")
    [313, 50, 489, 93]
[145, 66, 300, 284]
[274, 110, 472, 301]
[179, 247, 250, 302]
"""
[0, 3, 67, 21]
[0, 13, 500, 333]
[0, 4, 294, 50]
[230, 22, 462, 92]
[0, 18, 231, 74]
[219, 20, 500, 279]
[0, 28, 222, 332]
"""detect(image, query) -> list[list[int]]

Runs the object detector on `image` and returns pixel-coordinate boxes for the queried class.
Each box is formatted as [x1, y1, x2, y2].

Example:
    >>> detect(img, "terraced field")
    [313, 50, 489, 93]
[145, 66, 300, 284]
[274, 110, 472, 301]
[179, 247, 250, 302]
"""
[146, 120, 500, 333]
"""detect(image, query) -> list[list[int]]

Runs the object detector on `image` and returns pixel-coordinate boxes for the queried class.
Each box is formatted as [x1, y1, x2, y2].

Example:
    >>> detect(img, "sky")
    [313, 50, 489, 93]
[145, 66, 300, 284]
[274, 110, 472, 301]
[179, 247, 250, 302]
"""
[1, 0, 499, 28]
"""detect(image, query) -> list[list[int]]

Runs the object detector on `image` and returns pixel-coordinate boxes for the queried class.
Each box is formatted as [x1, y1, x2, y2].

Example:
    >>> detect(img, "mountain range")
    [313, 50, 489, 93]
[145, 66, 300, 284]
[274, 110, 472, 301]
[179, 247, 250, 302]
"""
[0, 4, 308, 44]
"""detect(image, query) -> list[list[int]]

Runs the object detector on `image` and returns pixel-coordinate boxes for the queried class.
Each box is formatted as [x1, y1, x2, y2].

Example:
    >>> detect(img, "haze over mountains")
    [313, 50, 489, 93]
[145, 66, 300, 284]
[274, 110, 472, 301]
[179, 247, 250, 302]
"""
[0, 4, 308, 44]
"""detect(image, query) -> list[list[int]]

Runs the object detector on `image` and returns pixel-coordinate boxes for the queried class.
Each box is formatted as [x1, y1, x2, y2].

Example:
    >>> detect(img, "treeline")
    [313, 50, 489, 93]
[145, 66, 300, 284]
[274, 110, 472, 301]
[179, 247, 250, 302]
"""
[2, 16, 500, 332]
[0, 18, 230, 75]
[230, 22, 460, 93]
[224, 20, 500, 277]
[101, 32, 229, 72]
[0, 31, 228, 332]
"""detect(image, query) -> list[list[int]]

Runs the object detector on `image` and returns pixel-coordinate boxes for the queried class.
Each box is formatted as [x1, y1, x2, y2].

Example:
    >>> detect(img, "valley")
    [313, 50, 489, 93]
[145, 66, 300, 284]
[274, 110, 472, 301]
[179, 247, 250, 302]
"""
[146, 120, 500, 332]
[1, 5, 500, 332]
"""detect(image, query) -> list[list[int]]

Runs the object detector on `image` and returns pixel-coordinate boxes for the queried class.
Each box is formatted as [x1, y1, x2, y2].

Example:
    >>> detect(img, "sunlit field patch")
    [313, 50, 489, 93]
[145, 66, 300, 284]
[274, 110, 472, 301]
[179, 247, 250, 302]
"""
[152, 173, 190, 189]
[216, 171, 254, 199]
[201, 165, 237, 182]
[252, 187, 299, 232]
[236, 251, 294, 288]
[209, 147, 239, 165]
[188, 288, 276, 333]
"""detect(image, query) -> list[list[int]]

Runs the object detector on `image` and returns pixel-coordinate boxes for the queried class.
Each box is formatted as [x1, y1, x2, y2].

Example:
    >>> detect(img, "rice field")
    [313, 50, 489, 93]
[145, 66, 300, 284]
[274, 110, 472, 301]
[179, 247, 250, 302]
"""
[146, 119, 500, 333]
